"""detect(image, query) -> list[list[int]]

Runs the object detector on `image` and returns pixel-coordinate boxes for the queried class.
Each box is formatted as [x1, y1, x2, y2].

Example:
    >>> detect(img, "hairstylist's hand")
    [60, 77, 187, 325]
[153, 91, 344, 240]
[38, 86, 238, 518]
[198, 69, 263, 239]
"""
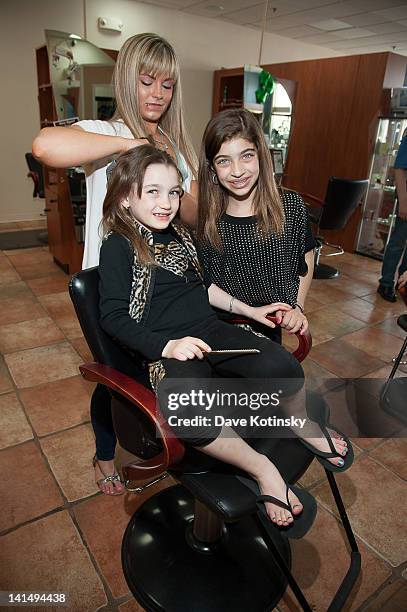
[120, 137, 151, 153]
[162, 337, 212, 361]
[280, 307, 308, 335]
[247, 303, 292, 328]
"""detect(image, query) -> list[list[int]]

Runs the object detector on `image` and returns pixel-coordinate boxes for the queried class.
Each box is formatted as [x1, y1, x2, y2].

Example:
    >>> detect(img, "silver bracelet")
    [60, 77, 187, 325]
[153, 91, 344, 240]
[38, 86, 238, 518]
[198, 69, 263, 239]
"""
[229, 296, 236, 313]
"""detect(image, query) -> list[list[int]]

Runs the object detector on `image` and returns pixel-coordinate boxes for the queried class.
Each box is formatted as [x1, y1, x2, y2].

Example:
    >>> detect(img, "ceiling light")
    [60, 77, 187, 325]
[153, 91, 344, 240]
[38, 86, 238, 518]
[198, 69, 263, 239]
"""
[309, 19, 352, 32]
[206, 5, 225, 11]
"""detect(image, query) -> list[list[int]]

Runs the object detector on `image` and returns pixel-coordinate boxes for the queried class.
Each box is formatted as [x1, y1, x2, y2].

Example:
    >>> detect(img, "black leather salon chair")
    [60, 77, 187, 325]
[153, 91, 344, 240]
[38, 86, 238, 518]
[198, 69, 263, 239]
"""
[25, 152, 45, 198]
[69, 267, 360, 612]
[25, 153, 48, 245]
[301, 177, 369, 279]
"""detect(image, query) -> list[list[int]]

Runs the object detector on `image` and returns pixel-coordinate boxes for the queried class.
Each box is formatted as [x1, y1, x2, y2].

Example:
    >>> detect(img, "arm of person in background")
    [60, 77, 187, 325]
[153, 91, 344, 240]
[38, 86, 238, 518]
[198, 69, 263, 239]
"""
[279, 249, 313, 334]
[394, 167, 407, 221]
[207, 283, 292, 329]
[179, 180, 198, 228]
[32, 125, 146, 168]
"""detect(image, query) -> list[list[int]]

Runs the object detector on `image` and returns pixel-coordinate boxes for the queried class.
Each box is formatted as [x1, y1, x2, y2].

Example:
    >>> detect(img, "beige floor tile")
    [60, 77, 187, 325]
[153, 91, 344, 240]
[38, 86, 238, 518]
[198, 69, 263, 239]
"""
[310, 339, 385, 378]
[0, 392, 33, 449]
[307, 281, 355, 305]
[0, 511, 107, 610]
[0, 258, 20, 285]
[40, 424, 97, 501]
[306, 306, 366, 345]
[27, 275, 70, 296]
[341, 327, 403, 364]
[0, 280, 31, 300]
[0, 294, 46, 325]
[19, 376, 93, 437]
[70, 337, 93, 363]
[74, 477, 174, 599]
[298, 457, 326, 489]
[8, 259, 66, 281]
[312, 455, 407, 566]
[369, 438, 407, 480]
[363, 579, 407, 611]
[0, 317, 64, 353]
[336, 296, 396, 325]
[5, 342, 82, 388]
[119, 599, 146, 612]
[278, 507, 391, 612]
[0, 441, 63, 532]
[373, 316, 407, 340]
[39, 292, 83, 339]
[0, 356, 13, 394]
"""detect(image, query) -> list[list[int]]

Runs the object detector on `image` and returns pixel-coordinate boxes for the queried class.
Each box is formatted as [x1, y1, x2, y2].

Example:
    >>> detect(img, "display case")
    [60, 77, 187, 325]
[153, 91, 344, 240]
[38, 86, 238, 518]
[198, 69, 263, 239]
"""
[356, 117, 407, 259]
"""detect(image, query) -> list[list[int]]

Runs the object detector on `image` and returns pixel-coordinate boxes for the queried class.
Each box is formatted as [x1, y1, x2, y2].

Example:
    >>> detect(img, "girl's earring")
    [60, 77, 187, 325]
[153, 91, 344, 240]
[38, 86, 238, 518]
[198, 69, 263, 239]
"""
[211, 172, 219, 185]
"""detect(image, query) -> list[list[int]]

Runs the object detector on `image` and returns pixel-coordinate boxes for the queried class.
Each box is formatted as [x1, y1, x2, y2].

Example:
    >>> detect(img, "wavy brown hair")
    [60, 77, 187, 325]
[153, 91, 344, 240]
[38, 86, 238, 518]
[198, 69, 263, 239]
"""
[197, 108, 284, 249]
[103, 144, 183, 265]
[111, 33, 197, 178]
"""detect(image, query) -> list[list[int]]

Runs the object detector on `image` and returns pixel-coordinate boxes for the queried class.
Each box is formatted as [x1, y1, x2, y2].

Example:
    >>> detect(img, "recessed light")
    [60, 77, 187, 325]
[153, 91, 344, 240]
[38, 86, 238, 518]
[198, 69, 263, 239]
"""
[206, 5, 225, 11]
[309, 19, 352, 32]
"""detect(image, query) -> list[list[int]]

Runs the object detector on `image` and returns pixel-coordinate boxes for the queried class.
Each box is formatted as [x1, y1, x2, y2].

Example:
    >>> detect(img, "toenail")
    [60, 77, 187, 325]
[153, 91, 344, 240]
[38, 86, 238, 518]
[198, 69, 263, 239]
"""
[342, 450, 347, 456]
[338, 459, 344, 466]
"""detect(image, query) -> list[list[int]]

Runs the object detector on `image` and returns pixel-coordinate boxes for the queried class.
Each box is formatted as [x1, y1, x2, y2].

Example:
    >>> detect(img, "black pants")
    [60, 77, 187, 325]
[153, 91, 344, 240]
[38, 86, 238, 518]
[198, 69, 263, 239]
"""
[157, 319, 304, 446]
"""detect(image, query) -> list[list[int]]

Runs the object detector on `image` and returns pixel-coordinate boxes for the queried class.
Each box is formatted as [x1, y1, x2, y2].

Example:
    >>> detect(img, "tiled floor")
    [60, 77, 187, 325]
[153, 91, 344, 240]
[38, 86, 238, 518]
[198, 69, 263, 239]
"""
[0, 246, 406, 612]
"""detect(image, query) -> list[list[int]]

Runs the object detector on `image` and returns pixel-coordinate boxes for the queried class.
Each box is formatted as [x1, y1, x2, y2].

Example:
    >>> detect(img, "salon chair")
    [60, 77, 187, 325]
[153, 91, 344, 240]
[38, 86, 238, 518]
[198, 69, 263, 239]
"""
[69, 267, 360, 612]
[25, 152, 45, 198]
[301, 177, 369, 279]
[25, 153, 48, 245]
[380, 286, 407, 425]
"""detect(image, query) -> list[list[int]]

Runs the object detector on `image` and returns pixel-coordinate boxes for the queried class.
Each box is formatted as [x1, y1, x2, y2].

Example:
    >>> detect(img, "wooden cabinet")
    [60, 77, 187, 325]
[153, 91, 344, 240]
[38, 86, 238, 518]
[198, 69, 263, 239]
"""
[212, 53, 407, 252]
[35, 45, 84, 273]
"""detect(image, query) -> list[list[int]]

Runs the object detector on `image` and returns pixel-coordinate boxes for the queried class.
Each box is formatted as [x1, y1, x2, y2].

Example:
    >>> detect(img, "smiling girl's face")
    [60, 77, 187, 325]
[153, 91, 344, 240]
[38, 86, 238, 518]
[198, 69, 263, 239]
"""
[122, 163, 182, 231]
[213, 137, 260, 200]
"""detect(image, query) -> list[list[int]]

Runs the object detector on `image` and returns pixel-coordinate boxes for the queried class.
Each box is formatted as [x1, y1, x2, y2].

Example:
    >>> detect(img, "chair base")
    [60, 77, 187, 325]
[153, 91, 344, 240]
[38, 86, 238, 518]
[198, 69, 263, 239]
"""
[313, 263, 339, 279]
[122, 484, 291, 612]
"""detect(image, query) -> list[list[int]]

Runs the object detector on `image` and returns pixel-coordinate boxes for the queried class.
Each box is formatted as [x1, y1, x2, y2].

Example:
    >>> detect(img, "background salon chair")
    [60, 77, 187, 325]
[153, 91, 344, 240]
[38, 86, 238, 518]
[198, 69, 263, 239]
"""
[380, 286, 407, 425]
[25, 153, 48, 245]
[301, 177, 369, 279]
[70, 267, 360, 612]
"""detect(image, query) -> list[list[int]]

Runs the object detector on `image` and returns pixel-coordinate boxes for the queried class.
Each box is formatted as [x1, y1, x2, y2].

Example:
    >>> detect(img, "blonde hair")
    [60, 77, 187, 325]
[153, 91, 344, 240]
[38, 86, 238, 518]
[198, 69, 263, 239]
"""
[103, 144, 183, 266]
[197, 109, 284, 249]
[112, 33, 197, 178]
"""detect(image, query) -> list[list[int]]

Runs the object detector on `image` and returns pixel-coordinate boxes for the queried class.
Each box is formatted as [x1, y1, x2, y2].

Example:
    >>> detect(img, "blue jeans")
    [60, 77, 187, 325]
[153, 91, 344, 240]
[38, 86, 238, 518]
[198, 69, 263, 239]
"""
[379, 216, 407, 288]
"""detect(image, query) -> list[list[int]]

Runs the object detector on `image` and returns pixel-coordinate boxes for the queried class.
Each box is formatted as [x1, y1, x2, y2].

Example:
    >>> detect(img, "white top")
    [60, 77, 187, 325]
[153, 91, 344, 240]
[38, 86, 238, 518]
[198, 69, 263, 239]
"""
[76, 119, 193, 269]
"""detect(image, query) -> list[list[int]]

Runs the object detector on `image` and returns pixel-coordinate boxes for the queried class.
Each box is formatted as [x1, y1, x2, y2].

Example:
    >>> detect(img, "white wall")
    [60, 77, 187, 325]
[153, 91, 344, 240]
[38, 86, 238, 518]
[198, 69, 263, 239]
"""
[0, 0, 339, 223]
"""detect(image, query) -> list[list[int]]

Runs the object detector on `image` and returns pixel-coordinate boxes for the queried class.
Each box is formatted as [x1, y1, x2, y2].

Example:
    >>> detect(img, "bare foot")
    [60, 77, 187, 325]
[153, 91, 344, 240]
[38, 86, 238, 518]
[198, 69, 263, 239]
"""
[303, 428, 348, 467]
[255, 457, 303, 526]
[94, 458, 125, 496]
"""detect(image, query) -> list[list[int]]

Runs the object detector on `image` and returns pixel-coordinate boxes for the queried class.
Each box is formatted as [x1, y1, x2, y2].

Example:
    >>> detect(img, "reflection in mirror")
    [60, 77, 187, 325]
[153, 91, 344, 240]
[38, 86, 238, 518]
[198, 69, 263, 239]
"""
[45, 29, 115, 122]
[263, 81, 293, 164]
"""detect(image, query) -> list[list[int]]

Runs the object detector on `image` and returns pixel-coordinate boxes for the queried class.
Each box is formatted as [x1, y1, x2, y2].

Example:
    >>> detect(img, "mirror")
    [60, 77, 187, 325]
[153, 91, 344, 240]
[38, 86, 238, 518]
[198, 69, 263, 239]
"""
[45, 29, 115, 122]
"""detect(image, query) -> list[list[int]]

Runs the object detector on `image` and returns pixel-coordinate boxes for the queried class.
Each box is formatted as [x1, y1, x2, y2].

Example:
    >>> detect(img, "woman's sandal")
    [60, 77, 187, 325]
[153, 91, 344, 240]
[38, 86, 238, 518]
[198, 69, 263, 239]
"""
[93, 455, 125, 496]
[299, 424, 354, 473]
[256, 484, 317, 540]
[300, 390, 354, 473]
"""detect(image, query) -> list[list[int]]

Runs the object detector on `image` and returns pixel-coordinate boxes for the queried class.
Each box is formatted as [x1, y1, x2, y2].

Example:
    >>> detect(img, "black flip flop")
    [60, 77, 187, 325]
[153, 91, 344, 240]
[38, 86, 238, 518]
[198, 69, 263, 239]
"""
[300, 391, 354, 473]
[256, 484, 317, 540]
[299, 423, 354, 473]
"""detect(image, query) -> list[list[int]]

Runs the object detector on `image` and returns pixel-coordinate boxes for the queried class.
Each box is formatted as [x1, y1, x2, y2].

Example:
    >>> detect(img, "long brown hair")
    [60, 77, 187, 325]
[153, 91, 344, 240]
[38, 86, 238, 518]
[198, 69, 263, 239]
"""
[103, 144, 183, 265]
[197, 108, 284, 248]
[111, 33, 197, 178]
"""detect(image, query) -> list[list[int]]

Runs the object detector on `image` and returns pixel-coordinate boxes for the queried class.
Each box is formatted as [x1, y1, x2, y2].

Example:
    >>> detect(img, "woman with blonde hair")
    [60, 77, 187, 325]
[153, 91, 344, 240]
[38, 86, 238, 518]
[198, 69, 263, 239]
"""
[33, 32, 198, 495]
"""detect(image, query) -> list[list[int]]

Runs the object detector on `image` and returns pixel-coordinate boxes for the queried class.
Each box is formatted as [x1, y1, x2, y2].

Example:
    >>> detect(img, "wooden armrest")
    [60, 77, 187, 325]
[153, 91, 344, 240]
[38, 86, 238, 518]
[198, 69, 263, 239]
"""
[399, 285, 407, 307]
[79, 363, 185, 481]
[230, 315, 312, 363]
